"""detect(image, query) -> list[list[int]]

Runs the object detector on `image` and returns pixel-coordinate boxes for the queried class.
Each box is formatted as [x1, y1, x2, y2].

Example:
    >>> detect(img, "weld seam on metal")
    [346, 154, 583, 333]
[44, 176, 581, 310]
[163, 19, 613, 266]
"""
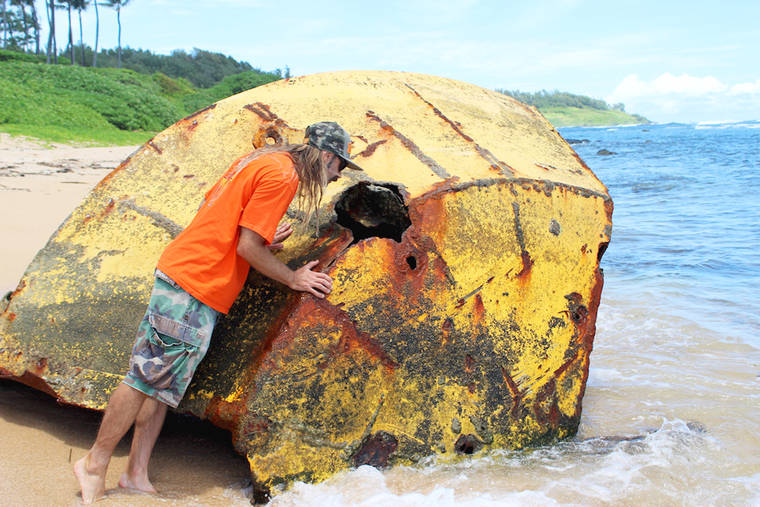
[119, 200, 184, 238]
[403, 83, 515, 176]
[365, 110, 451, 179]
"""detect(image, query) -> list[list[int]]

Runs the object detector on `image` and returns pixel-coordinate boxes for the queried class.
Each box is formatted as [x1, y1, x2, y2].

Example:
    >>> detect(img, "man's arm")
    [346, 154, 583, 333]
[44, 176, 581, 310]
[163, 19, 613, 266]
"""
[236, 226, 333, 298]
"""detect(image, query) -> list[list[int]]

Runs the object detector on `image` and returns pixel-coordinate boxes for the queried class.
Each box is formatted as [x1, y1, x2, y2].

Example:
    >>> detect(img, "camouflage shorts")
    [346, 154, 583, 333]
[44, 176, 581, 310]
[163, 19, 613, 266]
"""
[123, 270, 218, 408]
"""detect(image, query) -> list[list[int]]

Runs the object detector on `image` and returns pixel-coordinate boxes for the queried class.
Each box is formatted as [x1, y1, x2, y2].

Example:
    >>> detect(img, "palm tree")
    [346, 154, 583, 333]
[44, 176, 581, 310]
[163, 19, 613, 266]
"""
[45, 0, 57, 63]
[71, 0, 88, 65]
[29, 0, 38, 54]
[1, 0, 8, 49]
[92, 0, 98, 66]
[60, 0, 74, 64]
[101, 0, 129, 68]
[10, 0, 27, 50]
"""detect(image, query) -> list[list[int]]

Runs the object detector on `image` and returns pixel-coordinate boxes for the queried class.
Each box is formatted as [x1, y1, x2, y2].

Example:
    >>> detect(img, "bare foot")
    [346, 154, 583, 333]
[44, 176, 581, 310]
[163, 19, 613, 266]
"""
[118, 471, 157, 495]
[73, 455, 106, 504]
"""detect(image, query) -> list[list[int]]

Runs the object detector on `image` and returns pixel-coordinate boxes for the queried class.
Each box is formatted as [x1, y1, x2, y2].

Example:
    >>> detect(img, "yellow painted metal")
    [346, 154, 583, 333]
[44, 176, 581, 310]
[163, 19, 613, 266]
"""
[0, 71, 612, 498]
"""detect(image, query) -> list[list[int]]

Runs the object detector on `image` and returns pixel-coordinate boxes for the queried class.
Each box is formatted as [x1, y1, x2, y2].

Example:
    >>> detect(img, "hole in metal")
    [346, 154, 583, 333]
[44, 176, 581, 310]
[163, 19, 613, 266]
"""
[597, 241, 609, 262]
[406, 256, 417, 270]
[335, 183, 411, 245]
[454, 434, 483, 455]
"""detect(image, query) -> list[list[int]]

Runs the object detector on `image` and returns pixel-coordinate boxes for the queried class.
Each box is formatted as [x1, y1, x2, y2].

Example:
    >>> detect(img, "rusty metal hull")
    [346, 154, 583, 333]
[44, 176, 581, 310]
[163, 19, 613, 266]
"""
[0, 71, 612, 497]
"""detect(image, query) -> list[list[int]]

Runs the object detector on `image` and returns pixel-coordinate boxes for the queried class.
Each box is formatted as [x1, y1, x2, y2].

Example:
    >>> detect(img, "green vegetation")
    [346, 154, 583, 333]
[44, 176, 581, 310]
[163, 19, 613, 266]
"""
[539, 107, 648, 128]
[1, 0, 286, 145]
[0, 49, 282, 145]
[497, 89, 649, 127]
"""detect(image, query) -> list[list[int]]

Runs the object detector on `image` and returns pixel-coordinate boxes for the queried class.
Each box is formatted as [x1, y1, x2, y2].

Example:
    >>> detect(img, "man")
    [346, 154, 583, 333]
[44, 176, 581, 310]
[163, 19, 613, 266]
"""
[74, 121, 363, 504]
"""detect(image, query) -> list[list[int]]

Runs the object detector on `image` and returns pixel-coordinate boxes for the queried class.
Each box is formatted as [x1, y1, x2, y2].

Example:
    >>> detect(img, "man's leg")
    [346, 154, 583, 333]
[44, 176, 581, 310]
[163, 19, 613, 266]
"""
[73, 382, 148, 504]
[119, 397, 168, 493]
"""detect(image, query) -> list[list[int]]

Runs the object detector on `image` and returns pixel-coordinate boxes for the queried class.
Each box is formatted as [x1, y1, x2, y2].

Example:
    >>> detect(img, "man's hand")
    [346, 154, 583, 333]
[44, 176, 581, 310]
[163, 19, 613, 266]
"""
[291, 260, 333, 298]
[237, 227, 332, 298]
[268, 222, 293, 252]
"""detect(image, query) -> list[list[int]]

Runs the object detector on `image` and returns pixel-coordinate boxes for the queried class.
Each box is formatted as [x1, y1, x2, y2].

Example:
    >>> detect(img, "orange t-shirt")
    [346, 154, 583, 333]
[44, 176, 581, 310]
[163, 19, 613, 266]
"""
[157, 151, 300, 314]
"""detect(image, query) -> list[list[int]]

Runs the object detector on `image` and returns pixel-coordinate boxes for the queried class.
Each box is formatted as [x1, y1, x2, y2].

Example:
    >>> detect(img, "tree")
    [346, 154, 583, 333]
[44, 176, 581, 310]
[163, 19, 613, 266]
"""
[92, 0, 98, 66]
[45, 0, 57, 63]
[71, 0, 88, 65]
[2, 0, 8, 48]
[59, 0, 74, 64]
[29, 0, 38, 53]
[101, 0, 129, 68]
[9, 0, 25, 50]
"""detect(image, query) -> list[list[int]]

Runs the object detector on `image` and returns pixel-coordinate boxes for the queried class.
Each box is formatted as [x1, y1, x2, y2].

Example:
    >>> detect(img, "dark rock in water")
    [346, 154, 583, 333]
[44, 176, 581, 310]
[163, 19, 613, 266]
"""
[565, 138, 590, 145]
[597, 149, 616, 156]
[686, 421, 708, 433]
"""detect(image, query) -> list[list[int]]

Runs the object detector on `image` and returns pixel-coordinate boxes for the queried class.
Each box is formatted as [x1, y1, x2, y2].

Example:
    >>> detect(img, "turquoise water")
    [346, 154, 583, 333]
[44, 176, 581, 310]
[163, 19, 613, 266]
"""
[263, 122, 760, 506]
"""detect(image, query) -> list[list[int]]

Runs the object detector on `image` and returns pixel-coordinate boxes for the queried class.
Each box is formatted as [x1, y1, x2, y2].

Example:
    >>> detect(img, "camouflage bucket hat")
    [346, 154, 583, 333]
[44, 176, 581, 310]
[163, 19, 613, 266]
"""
[304, 121, 364, 171]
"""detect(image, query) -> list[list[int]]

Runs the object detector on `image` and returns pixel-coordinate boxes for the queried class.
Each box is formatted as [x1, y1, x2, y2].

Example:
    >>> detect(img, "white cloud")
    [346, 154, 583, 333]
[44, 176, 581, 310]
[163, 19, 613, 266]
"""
[729, 80, 760, 95]
[612, 73, 728, 98]
[607, 73, 760, 123]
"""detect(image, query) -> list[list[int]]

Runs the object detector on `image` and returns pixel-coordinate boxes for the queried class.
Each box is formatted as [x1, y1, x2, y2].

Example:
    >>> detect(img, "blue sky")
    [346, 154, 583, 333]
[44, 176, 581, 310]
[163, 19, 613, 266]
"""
[34, 0, 759, 123]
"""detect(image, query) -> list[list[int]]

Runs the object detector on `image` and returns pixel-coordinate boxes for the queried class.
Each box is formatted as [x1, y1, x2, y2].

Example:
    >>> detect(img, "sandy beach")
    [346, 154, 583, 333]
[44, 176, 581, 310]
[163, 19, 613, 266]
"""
[0, 134, 252, 506]
[0, 134, 139, 295]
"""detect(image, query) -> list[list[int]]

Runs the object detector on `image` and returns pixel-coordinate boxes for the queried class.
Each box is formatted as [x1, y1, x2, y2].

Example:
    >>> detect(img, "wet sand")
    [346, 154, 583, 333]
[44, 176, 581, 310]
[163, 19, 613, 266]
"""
[0, 134, 252, 505]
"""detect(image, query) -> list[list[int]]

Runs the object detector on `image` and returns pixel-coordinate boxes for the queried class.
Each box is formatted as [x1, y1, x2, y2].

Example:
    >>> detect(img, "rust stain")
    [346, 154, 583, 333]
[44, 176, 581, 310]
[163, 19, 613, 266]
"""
[147, 141, 163, 154]
[304, 298, 396, 371]
[253, 125, 285, 148]
[560, 269, 605, 418]
[356, 140, 387, 158]
[83, 197, 117, 226]
[352, 431, 398, 468]
[404, 83, 514, 175]
[553, 349, 579, 378]
[243, 102, 293, 130]
[384, 244, 428, 307]
[33, 357, 48, 375]
[500, 366, 522, 416]
[205, 396, 248, 434]
[366, 110, 450, 179]
[533, 379, 559, 426]
[2, 370, 59, 398]
[516, 251, 533, 281]
[441, 318, 453, 345]
[535, 162, 558, 172]
[464, 354, 474, 373]
[103, 198, 115, 215]
[180, 103, 217, 123]
[404, 83, 475, 142]
[93, 154, 132, 190]
[7, 312, 16, 322]
[472, 293, 485, 327]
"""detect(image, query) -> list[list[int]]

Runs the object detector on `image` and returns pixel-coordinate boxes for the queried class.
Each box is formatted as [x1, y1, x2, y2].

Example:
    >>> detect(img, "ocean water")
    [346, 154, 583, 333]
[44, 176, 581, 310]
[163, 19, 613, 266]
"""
[262, 122, 760, 506]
